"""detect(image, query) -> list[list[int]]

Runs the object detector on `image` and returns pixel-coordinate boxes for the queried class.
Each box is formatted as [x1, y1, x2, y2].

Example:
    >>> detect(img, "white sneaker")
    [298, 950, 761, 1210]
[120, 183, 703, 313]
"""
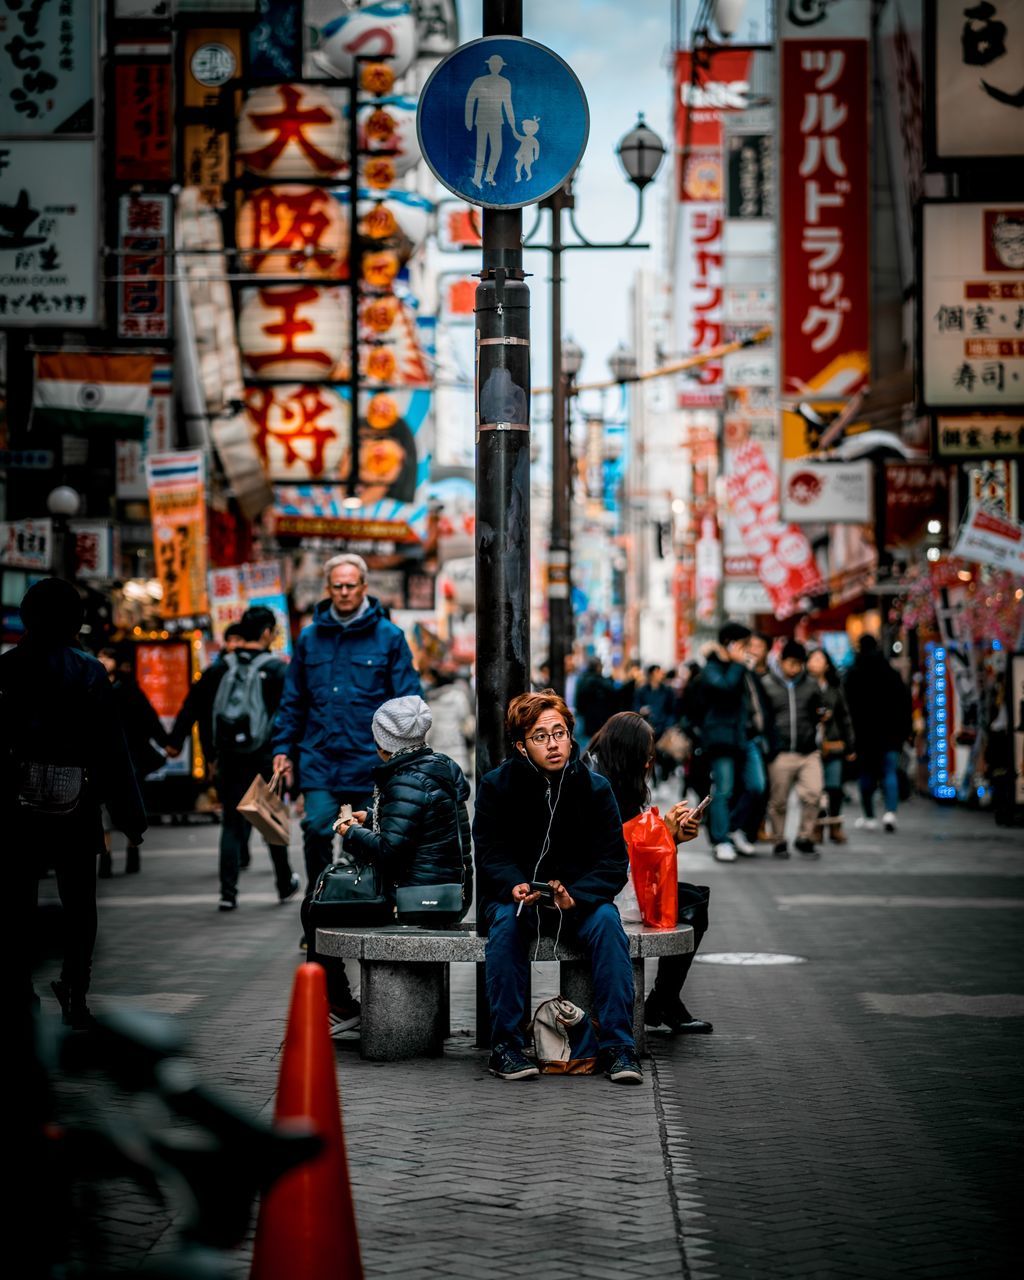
[713, 842, 738, 862]
[882, 812, 897, 832]
[730, 830, 757, 856]
[854, 816, 878, 831]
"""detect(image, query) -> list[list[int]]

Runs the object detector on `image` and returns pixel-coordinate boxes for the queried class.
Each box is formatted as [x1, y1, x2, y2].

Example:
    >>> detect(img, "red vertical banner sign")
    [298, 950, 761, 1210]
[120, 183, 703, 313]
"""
[779, 4, 870, 459]
[114, 62, 173, 181]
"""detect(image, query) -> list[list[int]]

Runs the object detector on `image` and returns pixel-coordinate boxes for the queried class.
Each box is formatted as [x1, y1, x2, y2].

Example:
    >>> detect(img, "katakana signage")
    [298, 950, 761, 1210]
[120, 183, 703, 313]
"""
[779, 3, 870, 459]
[921, 201, 1024, 410]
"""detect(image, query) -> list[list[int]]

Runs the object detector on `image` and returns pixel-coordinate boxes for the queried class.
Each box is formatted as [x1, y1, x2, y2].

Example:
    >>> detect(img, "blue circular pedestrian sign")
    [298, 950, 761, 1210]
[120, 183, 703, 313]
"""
[417, 35, 589, 211]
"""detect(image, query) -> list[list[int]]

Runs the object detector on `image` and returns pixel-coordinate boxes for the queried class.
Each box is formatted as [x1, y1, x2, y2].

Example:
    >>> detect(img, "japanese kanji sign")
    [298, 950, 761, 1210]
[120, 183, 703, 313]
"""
[117, 194, 172, 341]
[0, 0, 94, 135]
[885, 462, 951, 548]
[935, 412, 1024, 457]
[146, 450, 209, 620]
[779, 7, 870, 458]
[930, 0, 1024, 162]
[114, 61, 172, 181]
[922, 201, 1024, 410]
[0, 517, 53, 570]
[244, 383, 350, 481]
[0, 139, 97, 326]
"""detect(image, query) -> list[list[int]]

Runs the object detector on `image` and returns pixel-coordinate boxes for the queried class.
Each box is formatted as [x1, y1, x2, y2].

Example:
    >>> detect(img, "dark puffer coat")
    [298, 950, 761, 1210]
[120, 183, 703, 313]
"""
[343, 747, 473, 908]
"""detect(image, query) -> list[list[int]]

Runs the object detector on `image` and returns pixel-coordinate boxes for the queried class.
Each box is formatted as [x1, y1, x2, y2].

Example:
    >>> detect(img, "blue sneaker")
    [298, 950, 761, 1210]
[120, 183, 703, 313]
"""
[488, 1042, 539, 1080]
[604, 1046, 644, 1084]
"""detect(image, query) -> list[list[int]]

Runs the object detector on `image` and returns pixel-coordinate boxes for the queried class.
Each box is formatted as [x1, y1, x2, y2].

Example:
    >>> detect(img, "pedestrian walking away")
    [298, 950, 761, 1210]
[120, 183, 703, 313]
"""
[807, 648, 856, 844]
[843, 634, 913, 833]
[584, 711, 713, 1035]
[271, 553, 421, 933]
[166, 606, 300, 911]
[310, 695, 474, 1034]
[474, 691, 644, 1086]
[681, 622, 769, 862]
[763, 641, 827, 859]
[2, 579, 147, 1030]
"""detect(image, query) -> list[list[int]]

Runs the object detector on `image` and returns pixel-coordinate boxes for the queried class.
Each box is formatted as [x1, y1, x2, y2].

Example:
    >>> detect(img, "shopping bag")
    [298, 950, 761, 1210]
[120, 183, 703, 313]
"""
[613, 868, 643, 924]
[622, 806, 678, 929]
[236, 770, 290, 845]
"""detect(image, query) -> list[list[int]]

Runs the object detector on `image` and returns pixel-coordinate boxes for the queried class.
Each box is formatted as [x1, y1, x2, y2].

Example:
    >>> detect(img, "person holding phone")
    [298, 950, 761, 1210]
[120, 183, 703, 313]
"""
[585, 712, 713, 1035]
[474, 691, 643, 1085]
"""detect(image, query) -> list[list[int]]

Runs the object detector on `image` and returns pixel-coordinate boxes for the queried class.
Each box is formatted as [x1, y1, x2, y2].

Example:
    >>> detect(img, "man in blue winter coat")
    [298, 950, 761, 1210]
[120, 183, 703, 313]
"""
[272, 553, 421, 899]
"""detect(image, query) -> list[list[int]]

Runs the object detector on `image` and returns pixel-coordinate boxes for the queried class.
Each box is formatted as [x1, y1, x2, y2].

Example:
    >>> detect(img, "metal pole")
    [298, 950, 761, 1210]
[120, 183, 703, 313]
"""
[547, 183, 571, 695]
[476, 0, 530, 781]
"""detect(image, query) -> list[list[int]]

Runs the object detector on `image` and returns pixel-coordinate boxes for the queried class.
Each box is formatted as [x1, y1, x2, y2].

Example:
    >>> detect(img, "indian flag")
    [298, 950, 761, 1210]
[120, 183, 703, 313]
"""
[33, 353, 156, 439]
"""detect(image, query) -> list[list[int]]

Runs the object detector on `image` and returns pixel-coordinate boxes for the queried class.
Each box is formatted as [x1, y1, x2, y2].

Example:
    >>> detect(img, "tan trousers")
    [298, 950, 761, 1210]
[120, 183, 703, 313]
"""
[768, 751, 824, 842]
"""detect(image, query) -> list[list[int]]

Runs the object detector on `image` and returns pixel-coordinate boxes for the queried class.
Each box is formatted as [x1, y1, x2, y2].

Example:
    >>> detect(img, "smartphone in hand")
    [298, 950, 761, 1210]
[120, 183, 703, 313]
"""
[690, 795, 711, 820]
[527, 880, 555, 900]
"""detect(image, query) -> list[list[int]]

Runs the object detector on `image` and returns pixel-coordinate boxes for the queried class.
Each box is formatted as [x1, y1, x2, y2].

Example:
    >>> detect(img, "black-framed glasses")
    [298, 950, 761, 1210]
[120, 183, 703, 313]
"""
[329, 581, 363, 592]
[525, 728, 569, 746]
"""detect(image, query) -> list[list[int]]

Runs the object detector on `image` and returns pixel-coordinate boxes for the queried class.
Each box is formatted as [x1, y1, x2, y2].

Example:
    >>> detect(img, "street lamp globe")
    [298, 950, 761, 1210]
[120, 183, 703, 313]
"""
[616, 114, 666, 190]
[562, 336, 584, 379]
[608, 342, 638, 384]
[47, 485, 81, 517]
[712, 0, 746, 39]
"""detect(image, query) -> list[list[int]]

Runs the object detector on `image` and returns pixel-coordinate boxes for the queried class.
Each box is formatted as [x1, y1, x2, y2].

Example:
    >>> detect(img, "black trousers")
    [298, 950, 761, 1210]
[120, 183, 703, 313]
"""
[299, 894, 355, 1009]
[651, 882, 711, 1001]
[217, 759, 294, 902]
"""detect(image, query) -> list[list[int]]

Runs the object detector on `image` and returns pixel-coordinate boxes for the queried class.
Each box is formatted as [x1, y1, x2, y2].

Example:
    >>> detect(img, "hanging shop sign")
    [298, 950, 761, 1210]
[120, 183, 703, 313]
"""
[272, 487, 424, 545]
[928, 0, 1024, 164]
[245, 383, 350, 481]
[0, 518, 53, 570]
[0, 140, 97, 326]
[312, 0, 419, 80]
[208, 561, 292, 656]
[146, 450, 210, 620]
[238, 284, 350, 381]
[779, 6, 871, 459]
[924, 640, 957, 801]
[723, 347, 776, 388]
[966, 458, 1017, 519]
[443, 276, 476, 322]
[117, 194, 172, 341]
[884, 462, 951, 549]
[953, 503, 1024, 576]
[0, 0, 94, 135]
[117, 359, 173, 501]
[237, 83, 347, 180]
[725, 441, 823, 618]
[920, 201, 1024, 412]
[181, 28, 243, 206]
[439, 204, 482, 250]
[674, 203, 724, 408]
[935, 413, 1024, 457]
[114, 61, 172, 181]
[236, 186, 349, 278]
[674, 48, 753, 204]
[726, 132, 774, 220]
[781, 459, 871, 524]
[70, 520, 119, 581]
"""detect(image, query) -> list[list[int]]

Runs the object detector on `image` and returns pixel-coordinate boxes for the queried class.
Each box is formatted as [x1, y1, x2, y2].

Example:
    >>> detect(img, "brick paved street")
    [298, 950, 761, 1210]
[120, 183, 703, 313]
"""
[35, 794, 1023, 1278]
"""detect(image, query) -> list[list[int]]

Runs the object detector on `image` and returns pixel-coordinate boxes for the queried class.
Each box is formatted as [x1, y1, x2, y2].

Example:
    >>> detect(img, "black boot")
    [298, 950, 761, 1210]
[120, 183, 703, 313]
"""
[644, 989, 714, 1034]
[51, 980, 95, 1031]
[98, 851, 113, 879]
[125, 845, 140, 874]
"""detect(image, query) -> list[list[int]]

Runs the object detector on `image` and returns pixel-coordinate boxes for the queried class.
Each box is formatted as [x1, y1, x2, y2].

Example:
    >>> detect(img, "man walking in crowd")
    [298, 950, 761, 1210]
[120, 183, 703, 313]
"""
[763, 640, 826, 859]
[682, 622, 768, 863]
[166, 606, 300, 911]
[272, 553, 421, 908]
[3, 579, 147, 1029]
[634, 664, 677, 781]
[474, 691, 644, 1085]
[572, 657, 616, 750]
[843, 634, 912, 832]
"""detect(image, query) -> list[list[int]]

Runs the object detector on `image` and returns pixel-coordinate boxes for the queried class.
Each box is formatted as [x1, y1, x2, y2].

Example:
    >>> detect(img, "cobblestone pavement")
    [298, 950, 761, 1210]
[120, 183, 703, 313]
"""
[34, 794, 1022, 1278]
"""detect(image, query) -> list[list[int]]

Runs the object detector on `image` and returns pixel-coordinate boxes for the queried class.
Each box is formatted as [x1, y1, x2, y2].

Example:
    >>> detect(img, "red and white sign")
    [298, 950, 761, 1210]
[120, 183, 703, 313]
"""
[118, 194, 172, 341]
[675, 203, 724, 407]
[781, 459, 871, 523]
[674, 48, 753, 202]
[245, 383, 350, 481]
[779, 11, 870, 457]
[725, 442, 823, 618]
[953, 504, 1024, 576]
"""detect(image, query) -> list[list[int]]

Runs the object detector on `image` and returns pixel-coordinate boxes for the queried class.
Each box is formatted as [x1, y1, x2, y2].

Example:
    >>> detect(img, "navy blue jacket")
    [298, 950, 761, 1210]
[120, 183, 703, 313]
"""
[271, 596, 421, 793]
[473, 747, 627, 924]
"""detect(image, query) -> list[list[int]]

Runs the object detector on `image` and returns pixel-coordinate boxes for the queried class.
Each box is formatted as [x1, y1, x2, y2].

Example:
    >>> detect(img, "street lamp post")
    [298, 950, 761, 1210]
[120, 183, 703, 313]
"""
[47, 484, 81, 581]
[529, 114, 665, 695]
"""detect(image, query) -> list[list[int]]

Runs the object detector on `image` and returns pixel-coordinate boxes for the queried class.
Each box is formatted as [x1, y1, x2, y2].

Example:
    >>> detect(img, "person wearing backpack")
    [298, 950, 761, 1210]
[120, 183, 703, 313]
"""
[166, 606, 300, 911]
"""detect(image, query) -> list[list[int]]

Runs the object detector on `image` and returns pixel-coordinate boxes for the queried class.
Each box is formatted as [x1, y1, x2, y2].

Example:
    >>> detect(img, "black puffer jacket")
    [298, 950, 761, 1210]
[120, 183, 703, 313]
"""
[343, 747, 473, 902]
[763, 671, 826, 756]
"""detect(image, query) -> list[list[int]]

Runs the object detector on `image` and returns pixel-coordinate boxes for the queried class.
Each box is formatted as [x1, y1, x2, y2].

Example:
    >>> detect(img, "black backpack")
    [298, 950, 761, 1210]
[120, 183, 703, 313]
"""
[211, 652, 275, 755]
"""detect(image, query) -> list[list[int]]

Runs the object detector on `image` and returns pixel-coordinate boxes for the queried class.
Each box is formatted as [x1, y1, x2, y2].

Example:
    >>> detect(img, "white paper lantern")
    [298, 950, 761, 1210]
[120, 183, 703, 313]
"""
[236, 186, 349, 277]
[245, 383, 351, 481]
[314, 1, 418, 79]
[238, 285, 349, 381]
[237, 84, 347, 180]
[357, 97, 421, 178]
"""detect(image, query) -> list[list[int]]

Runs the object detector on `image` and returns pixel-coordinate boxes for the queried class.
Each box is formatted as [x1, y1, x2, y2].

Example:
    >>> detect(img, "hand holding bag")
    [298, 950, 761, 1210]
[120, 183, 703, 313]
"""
[236, 770, 290, 846]
[622, 806, 678, 930]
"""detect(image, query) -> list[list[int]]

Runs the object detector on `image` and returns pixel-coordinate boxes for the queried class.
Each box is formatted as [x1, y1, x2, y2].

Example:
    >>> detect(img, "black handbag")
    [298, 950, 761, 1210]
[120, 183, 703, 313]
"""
[309, 858, 393, 927]
[17, 762, 86, 816]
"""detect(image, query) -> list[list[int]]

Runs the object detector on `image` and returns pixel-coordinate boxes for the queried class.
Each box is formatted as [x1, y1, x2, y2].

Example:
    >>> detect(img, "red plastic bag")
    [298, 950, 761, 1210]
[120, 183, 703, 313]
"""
[621, 807, 678, 930]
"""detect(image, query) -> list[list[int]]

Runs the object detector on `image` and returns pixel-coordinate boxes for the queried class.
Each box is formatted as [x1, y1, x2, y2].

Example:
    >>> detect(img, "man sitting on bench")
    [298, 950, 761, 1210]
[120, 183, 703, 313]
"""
[473, 690, 643, 1085]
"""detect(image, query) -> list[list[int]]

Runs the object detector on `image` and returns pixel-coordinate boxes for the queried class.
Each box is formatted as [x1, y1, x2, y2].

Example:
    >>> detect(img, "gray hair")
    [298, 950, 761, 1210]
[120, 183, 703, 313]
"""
[324, 552, 368, 583]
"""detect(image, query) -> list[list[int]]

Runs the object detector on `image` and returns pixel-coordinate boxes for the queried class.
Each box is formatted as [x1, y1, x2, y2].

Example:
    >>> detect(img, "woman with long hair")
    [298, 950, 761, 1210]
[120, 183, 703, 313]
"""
[585, 711, 713, 1035]
[806, 648, 856, 844]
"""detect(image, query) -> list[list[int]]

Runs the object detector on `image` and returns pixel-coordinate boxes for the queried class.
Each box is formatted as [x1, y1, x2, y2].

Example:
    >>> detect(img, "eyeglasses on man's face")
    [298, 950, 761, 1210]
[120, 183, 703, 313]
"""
[525, 728, 569, 746]
[329, 580, 363, 593]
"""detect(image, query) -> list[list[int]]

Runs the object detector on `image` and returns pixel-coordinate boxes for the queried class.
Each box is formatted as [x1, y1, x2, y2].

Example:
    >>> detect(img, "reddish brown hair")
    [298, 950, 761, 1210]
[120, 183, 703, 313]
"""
[506, 690, 575, 742]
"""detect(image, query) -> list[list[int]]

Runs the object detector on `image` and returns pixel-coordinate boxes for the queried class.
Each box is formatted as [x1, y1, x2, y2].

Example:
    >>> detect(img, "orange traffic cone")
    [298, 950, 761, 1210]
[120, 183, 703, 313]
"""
[250, 963, 363, 1279]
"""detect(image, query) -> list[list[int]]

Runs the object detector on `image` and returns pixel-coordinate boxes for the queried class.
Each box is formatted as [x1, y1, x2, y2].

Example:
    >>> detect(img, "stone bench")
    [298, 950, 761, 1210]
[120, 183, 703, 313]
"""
[315, 920, 694, 1061]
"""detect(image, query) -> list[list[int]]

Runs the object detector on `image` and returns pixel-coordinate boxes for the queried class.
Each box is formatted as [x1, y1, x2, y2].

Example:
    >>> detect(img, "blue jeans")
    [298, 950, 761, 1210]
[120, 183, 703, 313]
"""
[709, 742, 767, 845]
[484, 901, 636, 1053]
[301, 788, 371, 893]
[859, 751, 900, 818]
